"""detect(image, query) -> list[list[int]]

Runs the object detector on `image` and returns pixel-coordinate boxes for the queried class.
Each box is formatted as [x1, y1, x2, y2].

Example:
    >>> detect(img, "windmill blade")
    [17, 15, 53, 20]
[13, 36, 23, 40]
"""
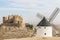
[37, 13, 45, 19]
[49, 7, 60, 22]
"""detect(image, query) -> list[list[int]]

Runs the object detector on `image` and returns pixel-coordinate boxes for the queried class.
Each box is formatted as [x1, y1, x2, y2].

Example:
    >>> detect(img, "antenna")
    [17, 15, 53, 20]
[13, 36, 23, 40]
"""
[37, 13, 45, 19]
[49, 7, 60, 22]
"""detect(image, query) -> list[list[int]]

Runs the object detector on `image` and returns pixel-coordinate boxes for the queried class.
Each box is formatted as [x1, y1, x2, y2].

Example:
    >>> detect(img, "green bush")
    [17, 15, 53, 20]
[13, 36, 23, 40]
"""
[25, 23, 33, 30]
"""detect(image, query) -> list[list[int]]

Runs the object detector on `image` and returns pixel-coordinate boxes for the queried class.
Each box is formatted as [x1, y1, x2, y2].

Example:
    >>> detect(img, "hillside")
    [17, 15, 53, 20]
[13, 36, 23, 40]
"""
[0, 26, 35, 40]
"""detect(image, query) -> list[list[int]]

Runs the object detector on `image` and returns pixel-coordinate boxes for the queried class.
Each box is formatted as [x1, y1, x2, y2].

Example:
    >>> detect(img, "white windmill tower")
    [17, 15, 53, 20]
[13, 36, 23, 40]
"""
[36, 7, 60, 37]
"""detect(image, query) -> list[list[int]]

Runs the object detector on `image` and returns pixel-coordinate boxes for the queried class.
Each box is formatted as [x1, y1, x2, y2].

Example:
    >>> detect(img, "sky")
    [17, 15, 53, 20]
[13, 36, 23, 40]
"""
[0, 0, 60, 25]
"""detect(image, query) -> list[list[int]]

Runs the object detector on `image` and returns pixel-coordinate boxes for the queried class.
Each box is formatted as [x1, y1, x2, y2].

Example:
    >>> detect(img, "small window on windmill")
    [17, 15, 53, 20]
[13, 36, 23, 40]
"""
[44, 27, 46, 29]
[39, 27, 41, 29]
[44, 33, 46, 35]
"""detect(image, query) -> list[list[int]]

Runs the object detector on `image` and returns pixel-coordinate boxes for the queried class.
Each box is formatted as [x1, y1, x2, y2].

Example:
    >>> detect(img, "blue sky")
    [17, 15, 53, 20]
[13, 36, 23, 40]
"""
[0, 0, 60, 25]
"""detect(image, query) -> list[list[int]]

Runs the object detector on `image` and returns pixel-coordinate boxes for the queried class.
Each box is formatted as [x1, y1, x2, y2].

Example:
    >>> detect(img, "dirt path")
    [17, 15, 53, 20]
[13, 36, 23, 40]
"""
[4, 37, 60, 40]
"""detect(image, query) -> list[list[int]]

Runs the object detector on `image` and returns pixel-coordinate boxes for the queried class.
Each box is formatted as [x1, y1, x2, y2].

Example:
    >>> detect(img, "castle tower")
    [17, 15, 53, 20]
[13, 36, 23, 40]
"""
[3, 16, 8, 23]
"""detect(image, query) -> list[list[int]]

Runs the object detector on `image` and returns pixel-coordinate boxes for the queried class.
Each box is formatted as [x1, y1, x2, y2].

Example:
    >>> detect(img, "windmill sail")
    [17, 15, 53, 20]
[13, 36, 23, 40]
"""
[37, 13, 45, 19]
[49, 7, 60, 22]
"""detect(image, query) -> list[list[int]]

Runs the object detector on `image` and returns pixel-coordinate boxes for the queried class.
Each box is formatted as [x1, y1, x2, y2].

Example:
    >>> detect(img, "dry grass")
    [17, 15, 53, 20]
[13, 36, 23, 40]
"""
[0, 26, 35, 40]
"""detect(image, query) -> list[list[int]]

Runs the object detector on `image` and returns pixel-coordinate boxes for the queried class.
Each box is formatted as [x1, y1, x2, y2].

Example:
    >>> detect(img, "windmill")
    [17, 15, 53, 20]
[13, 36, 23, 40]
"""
[36, 7, 60, 37]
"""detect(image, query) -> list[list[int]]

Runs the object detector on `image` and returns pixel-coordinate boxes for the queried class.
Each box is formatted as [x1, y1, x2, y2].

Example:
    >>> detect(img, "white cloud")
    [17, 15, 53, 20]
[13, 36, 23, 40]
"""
[9, 0, 40, 3]
[0, 8, 23, 10]
[7, 0, 44, 8]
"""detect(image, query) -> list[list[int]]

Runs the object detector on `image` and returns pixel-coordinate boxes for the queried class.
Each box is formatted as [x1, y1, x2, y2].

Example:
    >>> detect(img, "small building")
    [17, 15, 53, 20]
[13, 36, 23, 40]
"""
[36, 17, 52, 37]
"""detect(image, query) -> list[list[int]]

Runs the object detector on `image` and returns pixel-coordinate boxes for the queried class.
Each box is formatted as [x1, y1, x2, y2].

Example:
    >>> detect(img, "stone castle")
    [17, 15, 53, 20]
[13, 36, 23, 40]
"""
[2, 15, 25, 28]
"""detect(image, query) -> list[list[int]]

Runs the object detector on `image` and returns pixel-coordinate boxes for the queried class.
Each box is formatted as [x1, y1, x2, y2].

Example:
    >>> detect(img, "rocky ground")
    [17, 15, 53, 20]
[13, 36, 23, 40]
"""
[0, 25, 35, 40]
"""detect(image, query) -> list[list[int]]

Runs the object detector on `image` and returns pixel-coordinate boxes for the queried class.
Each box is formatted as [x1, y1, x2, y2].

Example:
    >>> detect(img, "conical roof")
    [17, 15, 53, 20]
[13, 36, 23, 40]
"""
[37, 17, 51, 26]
